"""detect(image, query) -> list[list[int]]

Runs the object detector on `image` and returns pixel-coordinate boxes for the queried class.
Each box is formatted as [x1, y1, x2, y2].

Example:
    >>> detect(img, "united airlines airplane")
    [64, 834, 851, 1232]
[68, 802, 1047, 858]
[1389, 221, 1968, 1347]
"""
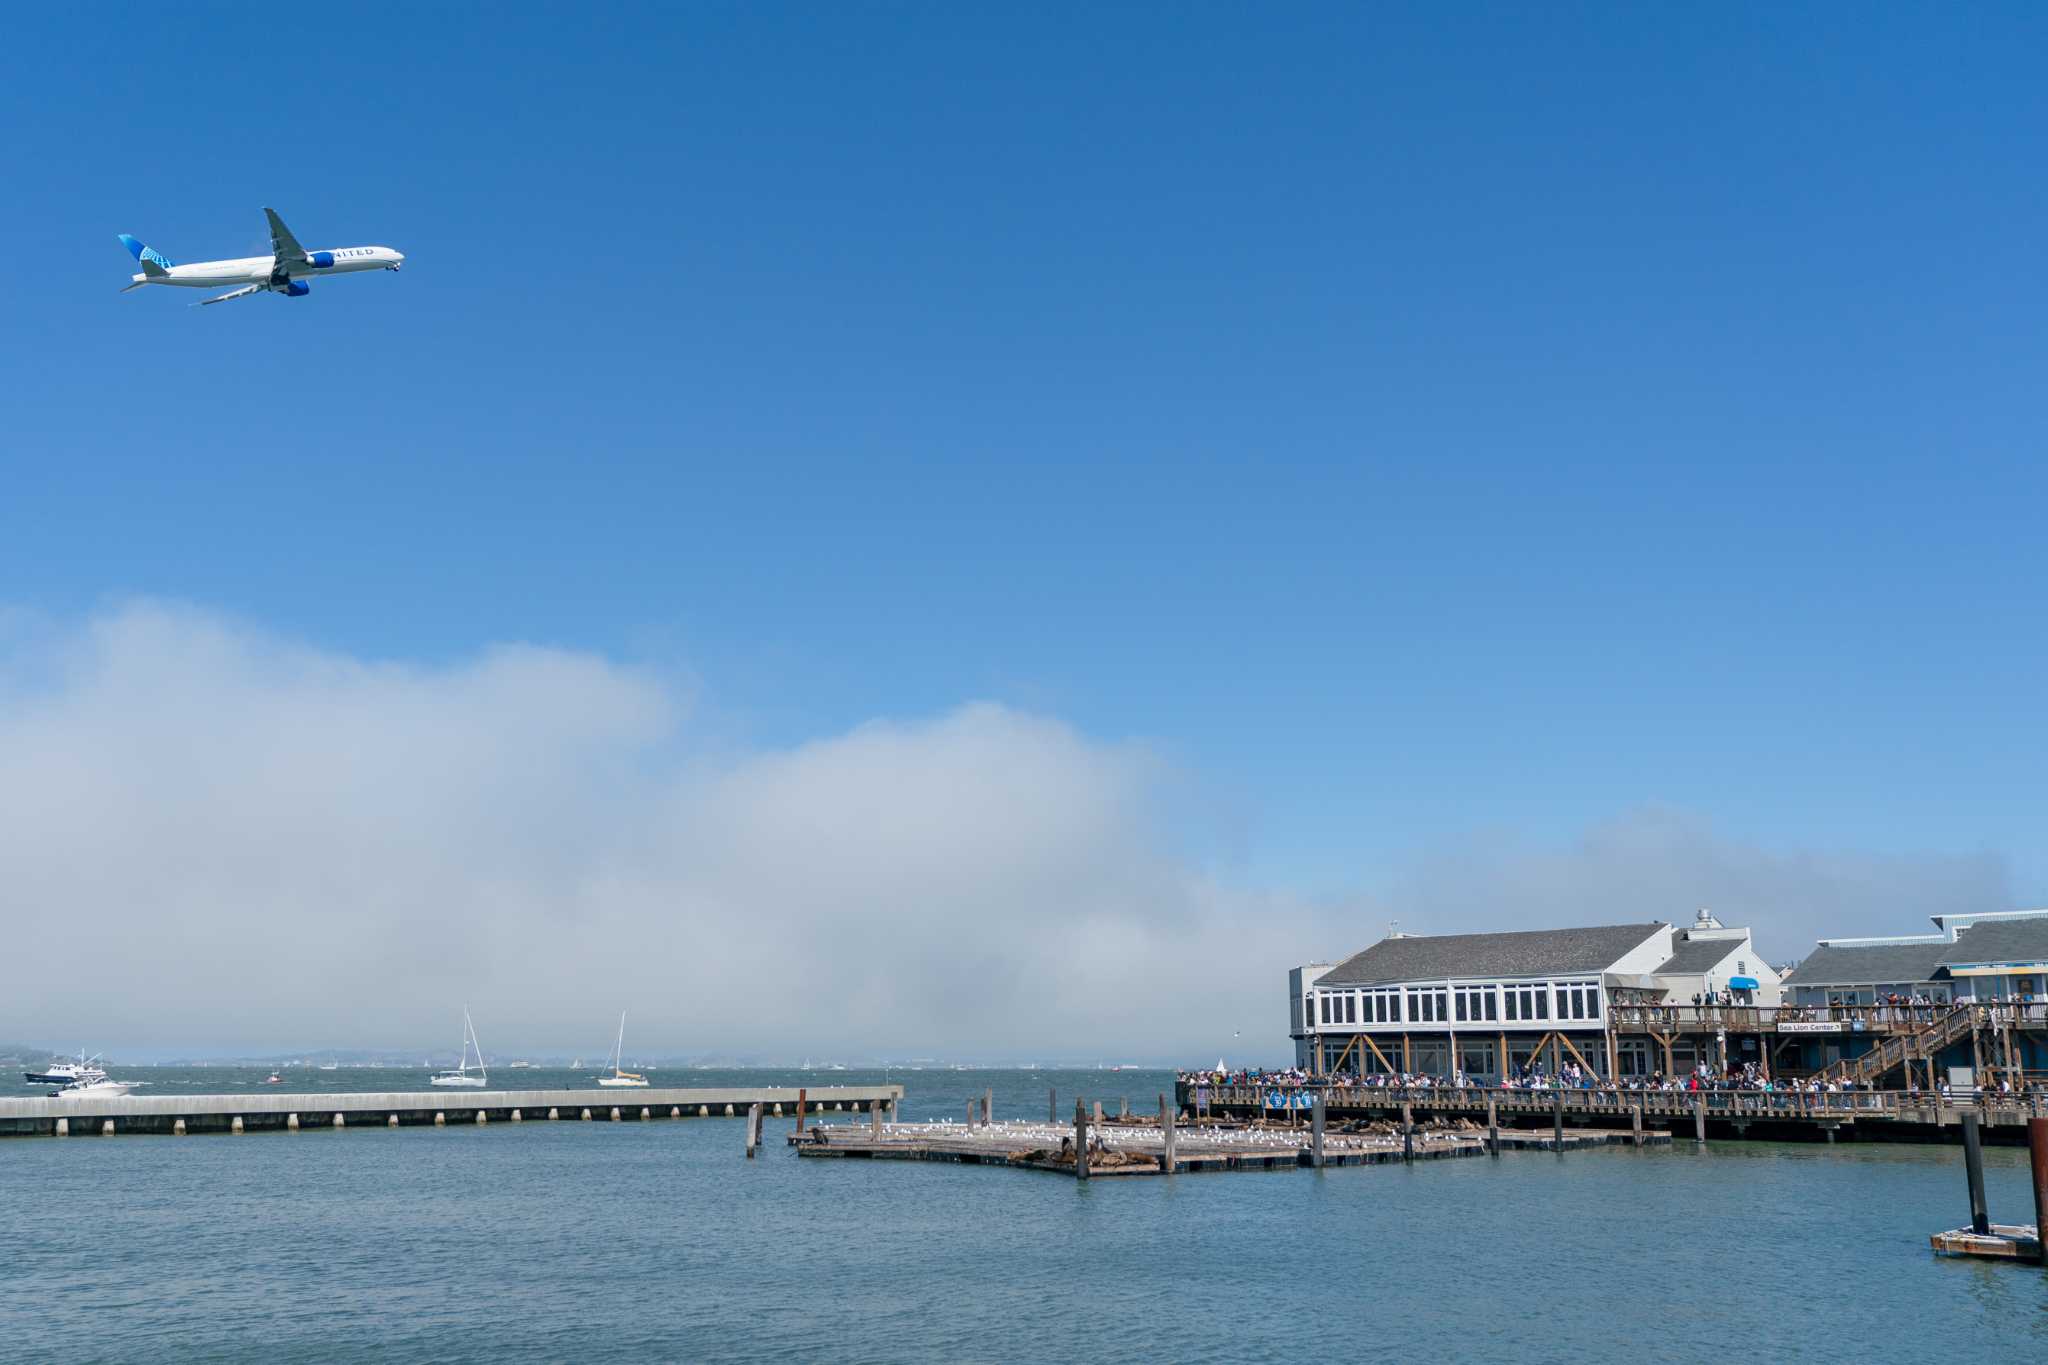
[118, 207, 404, 306]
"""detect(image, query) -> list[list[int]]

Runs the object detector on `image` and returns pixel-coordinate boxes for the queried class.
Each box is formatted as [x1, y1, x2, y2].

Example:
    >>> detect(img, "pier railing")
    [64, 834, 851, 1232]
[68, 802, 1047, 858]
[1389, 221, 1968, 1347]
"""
[1604, 1002, 2048, 1034]
[1181, 1084, 2048, 1124]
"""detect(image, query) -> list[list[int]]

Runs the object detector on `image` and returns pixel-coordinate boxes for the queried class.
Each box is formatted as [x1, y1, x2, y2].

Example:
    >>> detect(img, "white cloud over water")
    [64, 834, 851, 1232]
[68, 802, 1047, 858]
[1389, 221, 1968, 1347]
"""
[0, 604, 2015, 1061]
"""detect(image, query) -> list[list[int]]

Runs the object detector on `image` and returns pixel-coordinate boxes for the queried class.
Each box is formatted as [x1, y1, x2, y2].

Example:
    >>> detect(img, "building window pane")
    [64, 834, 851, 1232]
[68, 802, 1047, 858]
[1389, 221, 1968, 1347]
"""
[1586, 991, 1599, 1019]
[1456, 993, 1468, 1022]
[1485, 992, 1498, 1021]
[1535, 990, 1548, 1020]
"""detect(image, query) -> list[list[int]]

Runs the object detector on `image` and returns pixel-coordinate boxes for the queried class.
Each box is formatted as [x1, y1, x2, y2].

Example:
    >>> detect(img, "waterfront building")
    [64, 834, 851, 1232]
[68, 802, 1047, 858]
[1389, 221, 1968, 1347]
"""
[1776, 908, 2048, 1079]
[1292, 910, 1779, 1081]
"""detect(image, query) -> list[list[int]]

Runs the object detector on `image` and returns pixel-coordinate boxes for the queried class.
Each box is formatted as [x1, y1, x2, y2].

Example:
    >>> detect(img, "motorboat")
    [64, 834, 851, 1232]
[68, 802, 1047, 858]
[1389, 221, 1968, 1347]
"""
[25, 1053, 103, 1086]
[262, 1073, 284, 1085]
[430, 1007, 489, 1088]
[51, 1076, 139, 1099]
[595, 1011, 649, 1088]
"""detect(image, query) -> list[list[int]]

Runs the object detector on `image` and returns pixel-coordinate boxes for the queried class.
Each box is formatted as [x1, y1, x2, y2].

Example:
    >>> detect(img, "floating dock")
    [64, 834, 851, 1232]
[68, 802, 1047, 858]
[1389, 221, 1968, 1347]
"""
[1927, 1113, 2048, 1264]
[793, 1110, 1669, 1178]
[0, 1086, 903, 1138]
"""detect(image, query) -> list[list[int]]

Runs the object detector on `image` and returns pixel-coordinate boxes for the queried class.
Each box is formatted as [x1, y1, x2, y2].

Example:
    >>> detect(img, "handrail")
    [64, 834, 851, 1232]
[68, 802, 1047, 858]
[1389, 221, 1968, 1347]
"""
[1603, 1002, 2048, 1032]
[1175, 1083, 2048, 1120]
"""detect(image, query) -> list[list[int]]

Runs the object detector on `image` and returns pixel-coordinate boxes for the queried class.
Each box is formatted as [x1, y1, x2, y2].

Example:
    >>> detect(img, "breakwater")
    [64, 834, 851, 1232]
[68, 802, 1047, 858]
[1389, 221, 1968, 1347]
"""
[0, 1085, 902, 1138]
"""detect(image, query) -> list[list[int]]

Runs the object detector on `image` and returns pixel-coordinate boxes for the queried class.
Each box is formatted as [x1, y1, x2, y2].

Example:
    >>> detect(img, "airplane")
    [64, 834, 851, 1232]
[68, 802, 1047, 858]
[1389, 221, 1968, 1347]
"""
[118, 207, 404, 306]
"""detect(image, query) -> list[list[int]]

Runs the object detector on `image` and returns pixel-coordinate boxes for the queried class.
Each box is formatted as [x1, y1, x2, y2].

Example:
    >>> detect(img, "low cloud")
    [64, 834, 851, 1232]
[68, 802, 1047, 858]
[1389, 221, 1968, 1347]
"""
[0, 605, 2016, 1061]
[0, 603, 1291, 1061]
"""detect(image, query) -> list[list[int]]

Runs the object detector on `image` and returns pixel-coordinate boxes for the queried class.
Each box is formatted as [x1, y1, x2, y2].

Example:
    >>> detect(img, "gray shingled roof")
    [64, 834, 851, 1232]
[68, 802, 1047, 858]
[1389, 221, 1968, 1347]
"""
[1316, 923, 1668, 987]
[1654, 937, 1744, 976]
[1940, 918, 2048, 968]
[1781, 941, 1950, 986]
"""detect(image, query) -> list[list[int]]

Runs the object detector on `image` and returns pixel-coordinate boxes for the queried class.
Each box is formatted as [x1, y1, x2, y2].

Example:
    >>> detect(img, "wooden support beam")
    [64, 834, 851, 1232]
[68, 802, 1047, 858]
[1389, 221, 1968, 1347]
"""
[795, 1088, 807, 1133]
[1360, 1032, 1395, 1074]
[1075, 1100, 1089, 1181]
[1556, 1032, 1600, 1079]
[1402, 1032, 1411, 1073]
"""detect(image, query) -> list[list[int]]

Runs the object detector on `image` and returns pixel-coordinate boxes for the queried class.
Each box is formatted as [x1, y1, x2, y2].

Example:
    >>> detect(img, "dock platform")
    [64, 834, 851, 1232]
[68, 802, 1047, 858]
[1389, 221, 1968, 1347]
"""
[0, 1086, 903, 1138]
[1929, 1225, 2043, 1263]
[792, 1116, 1668, 1177]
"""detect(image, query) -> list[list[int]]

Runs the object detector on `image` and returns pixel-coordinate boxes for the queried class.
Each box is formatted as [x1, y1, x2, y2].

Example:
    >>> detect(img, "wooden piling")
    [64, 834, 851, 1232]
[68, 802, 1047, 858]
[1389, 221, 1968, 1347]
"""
[1093, 1100, 1104, 1125]
[796, 1088, 807, 1132]
[1962, 1112, 1990, 1235]
[1486, 1097, 1499, 1156]
[871, 1097, 882, 1138]
[746, 1102, 763, 1159]
[1552, 1090, 1564, 1148]
[1075, 1100, 1090, 1181]
[1631, 1102, 1644, 1147]
[1693, 1095, 1706, 1144]
[1163, 1103, 1177, 1174]
[1402, 1098, 1414, 1162]
[1310, 1092, 1326, 1169]
[2028, 1117, 2048, 1245]
[1049, 1087, 1056, 1123]
[985, 1088, 994, 1127]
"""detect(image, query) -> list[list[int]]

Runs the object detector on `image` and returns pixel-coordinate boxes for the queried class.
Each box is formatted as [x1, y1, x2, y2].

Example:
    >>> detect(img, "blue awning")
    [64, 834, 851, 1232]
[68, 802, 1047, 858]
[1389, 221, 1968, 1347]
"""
[1728, 976, 1759, 990]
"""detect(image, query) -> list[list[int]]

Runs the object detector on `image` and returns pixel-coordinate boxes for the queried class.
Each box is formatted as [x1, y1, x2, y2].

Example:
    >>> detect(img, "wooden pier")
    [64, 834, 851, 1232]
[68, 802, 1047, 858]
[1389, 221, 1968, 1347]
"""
[0, 1085, 903, 1139]
[1182, 1082, 2048, 1143]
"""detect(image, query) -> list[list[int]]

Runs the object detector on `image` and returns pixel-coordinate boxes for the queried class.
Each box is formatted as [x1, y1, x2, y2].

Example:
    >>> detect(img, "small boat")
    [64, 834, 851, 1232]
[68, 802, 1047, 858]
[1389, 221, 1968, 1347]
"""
[262, 1073, 284, 1085]
[596, 1011, 649, 1088]
[430, 1007, 489, 1088]
[318, 1063, 339, 1071]
[25, 1053, 103, 1086]
[51, 1077, 138, 1099]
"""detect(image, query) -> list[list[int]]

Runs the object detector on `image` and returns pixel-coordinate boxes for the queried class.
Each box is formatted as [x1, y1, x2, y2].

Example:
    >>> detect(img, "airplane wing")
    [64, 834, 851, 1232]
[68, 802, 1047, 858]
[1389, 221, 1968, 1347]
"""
[196, 284, 266, 306]
[264, 207, 311, 273]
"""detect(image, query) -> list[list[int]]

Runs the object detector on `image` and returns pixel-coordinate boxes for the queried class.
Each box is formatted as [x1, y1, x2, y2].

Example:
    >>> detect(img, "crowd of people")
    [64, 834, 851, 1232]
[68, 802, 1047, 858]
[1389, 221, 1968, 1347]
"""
[1178, 1060, 2034, 1098]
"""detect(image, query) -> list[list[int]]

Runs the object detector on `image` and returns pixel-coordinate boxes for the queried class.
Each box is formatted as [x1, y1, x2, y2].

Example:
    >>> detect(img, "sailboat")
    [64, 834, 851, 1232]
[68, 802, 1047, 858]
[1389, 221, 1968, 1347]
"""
[596, 1011, 649, 1088]
[430, 1007, 488, 1088]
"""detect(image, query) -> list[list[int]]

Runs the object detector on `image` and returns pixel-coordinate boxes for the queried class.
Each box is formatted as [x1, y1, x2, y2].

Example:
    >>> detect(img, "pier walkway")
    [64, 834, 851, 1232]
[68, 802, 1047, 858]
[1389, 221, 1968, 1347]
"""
[1181, 1083, 2048, 1142]
[0, 1085, 903, 1138]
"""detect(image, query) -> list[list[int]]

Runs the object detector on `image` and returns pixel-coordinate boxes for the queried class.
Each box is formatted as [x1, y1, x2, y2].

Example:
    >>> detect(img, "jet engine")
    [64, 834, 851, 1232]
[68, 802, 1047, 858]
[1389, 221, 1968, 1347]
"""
[279, 280, 311, 297]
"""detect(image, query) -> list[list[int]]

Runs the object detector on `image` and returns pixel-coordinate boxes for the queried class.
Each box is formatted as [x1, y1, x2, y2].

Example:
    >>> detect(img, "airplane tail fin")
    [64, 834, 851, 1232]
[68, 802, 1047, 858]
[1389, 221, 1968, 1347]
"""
[118, 233, 174, 277]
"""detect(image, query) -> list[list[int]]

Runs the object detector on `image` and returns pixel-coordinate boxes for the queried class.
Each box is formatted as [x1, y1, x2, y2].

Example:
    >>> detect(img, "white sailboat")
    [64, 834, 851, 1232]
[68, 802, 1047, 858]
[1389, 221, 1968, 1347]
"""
[596, 1011, 649, 1088]
[430, 1007, 488, 1088]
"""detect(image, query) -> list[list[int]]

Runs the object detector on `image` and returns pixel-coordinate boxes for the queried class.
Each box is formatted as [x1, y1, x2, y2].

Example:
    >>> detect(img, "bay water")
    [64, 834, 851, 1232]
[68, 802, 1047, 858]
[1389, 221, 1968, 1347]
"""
[5, 1067, 2047, 1362]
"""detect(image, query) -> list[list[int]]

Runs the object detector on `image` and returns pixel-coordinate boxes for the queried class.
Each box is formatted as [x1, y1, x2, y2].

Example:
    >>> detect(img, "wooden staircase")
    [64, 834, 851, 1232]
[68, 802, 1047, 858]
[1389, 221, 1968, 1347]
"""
[1814, 1007, 1976, 1086]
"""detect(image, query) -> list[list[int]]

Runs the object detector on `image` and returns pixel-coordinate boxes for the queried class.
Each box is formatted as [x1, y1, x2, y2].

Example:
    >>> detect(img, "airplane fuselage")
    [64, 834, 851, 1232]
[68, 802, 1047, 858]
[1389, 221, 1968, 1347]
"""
[129, 244, 404, 290]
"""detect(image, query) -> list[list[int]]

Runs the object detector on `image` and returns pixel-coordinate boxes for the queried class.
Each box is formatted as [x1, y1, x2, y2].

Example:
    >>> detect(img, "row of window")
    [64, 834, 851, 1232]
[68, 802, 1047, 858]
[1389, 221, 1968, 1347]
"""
[1316, 980, 1602, 1027]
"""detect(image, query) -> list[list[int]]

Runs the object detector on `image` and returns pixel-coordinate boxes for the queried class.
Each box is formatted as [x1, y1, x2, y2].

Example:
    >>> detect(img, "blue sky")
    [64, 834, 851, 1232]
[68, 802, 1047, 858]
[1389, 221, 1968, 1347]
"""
[6, 3, 2046, 915]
